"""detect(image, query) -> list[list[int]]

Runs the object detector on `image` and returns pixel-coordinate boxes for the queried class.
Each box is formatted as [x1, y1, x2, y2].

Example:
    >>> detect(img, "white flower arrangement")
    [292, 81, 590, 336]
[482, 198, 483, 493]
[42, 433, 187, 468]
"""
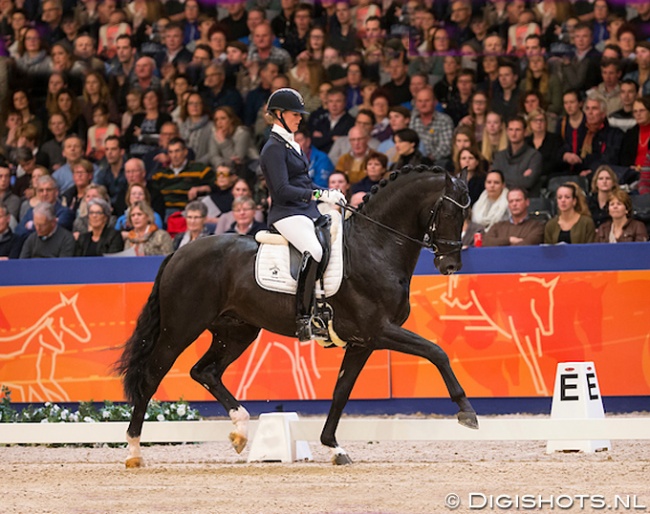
[0, 386, 200, 425]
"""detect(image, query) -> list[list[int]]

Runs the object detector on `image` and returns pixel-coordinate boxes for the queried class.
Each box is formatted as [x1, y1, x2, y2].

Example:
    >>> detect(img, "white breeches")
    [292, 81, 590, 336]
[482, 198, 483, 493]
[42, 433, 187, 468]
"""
[273, 215, 323, 262]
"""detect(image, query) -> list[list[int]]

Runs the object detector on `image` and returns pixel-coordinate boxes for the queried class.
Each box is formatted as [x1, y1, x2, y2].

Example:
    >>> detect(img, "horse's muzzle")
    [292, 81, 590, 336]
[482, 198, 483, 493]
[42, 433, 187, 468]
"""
[434, 255, 462, 275]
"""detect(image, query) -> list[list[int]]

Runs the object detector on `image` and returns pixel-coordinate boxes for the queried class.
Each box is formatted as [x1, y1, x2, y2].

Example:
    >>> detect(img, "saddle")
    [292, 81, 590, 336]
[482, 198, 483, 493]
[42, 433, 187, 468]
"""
[254, 205, 345, 347]
[254, 205, 344, 297]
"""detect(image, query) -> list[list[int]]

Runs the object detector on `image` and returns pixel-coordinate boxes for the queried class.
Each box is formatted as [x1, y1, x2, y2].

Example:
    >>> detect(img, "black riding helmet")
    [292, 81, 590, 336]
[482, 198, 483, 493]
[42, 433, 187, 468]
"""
[266, 88, 309, 115]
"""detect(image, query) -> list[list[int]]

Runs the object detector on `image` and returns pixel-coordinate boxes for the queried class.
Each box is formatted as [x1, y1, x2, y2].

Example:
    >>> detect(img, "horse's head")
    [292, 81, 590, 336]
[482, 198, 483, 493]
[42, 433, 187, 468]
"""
[428, 168, 470, 275]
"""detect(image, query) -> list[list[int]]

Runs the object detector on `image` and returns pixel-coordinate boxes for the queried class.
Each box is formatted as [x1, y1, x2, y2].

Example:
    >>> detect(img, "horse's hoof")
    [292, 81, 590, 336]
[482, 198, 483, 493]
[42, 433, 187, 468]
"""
[458, 411, 479, 430]
[125, 457, 143, 469]
[332, 453, 353, 466]
[229, 432, 248, 454]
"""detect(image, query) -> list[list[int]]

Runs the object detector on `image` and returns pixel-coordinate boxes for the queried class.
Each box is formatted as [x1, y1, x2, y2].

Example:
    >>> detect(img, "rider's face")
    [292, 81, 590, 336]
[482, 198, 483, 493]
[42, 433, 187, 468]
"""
[282, 111, 303, 133]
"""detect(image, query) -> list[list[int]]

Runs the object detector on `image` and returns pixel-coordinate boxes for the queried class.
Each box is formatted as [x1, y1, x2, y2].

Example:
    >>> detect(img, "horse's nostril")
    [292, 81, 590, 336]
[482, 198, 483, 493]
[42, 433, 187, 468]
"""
[445, 264, 457, 275]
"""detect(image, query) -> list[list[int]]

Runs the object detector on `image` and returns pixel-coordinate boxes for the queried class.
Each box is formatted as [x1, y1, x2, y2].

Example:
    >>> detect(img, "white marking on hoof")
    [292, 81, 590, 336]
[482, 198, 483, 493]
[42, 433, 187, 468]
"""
[329, 446, 353, 465]
[126, 433, 143, 468]
[229, 406, 250, 453]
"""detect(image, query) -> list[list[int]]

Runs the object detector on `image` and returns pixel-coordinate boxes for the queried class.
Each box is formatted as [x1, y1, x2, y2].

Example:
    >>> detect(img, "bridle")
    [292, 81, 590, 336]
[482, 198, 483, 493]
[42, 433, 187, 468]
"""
[339, 186, 470, 256]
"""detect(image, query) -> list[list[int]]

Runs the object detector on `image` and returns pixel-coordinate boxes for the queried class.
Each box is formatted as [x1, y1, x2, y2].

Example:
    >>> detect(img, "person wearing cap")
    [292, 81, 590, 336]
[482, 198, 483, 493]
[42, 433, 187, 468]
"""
[260, 87, 347, 342]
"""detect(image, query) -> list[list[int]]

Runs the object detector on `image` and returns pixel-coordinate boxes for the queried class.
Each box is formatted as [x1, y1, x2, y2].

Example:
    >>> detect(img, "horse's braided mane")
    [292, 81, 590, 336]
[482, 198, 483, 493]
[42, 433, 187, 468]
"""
[355, 164, 446, 212]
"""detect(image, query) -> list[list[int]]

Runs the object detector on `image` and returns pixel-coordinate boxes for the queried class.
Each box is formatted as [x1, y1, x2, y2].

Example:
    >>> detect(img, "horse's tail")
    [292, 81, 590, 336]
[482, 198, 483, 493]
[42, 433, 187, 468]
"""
[115, 253, 174, 405]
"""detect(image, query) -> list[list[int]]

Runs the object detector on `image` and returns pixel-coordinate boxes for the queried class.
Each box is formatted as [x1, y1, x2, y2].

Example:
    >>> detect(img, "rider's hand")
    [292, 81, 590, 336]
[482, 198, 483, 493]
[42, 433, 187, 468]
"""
[314, 189, 347, 205]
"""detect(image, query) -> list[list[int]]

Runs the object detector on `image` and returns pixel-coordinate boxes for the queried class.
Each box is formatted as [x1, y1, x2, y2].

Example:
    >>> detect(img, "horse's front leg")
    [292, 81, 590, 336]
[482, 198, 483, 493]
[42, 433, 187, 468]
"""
[321, 344, 373, 465]
[377, 324, 478, 429]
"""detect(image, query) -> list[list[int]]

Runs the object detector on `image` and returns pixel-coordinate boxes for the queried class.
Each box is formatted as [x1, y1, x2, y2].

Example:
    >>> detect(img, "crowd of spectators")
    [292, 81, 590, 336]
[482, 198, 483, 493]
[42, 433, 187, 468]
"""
[1, 0, 649, 259]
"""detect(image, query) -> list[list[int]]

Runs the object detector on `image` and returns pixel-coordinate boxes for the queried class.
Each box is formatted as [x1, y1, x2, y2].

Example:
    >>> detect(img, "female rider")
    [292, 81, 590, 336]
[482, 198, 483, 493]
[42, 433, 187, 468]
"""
[260, 88, 346, 342]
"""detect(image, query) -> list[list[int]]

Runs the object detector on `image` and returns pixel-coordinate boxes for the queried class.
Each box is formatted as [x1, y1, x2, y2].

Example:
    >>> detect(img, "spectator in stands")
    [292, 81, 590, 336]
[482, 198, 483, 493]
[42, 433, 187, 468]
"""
[457, 90, 488, 145]
[595, 189, 648, 243]
[130, 56, 162, 93]
[383, 57, 411, 107]
[243, 61, 279, 128]
[0, 162, 20, 224]
[86, 103, 121, 162]
[390, 128, 433, 171]
[74, 198, 123, 256]
[178, 92, 212, 164]
[200, 62, 244, 119]
[623, 42, 650, 97]
[525, 109, 566, 189]
[491, 60, 521, 123]
[115, 182, 163, 234]
[471, 170, 510, 232]
[225, 196, 267, 236]
[212, 177, 265, 235]
[19, 202, 75, 259]
[62, 159, 95, 216]
[520, 53, 562, 119]
[335, 125, 374, 184]
[481, 111, 509, 166]
[123, 200, 173, 256]
[328, 109, 379, 165]
[457, 147, 486, 206]
[329, 1, 359, 55]
[588, 58, 624, 116]
[71, 184, 114, 238]
[73, 33, 105, 75]
[544, 182, 595, 244]
[369, 90, 391, 143]
[94, 136, 126, 207]
[282, 2, 313, 60]
[247, 21, 293, 74]
[621, 97, 650, 169]
[311, 87, 355, 154]
[608, 79, 638, 132]
[53, 135, 89, 193]
[151, 137, 215, 221]
[172, 200, 211, 250]
[14, 28, 51, 97]
[577, 95, 624, 177]
[207, 106, 258, 182]
[483, 187, 544, 246]
[17, 166, 48, 222]
[38, 113, 68, 171]
[493, 116, 543, 197]
[0, 203, 25, 259]
[434, 55, 460, 111]
[410, 86, 454, 167]
[450, 125, 478, 174]
[560, 22, 602, 93]
[11, 89, 42, 140]
[54, 88, 87, 137]
[588, 165, 619, 228]
[125, 88, 173, 159]
[294, 128, 333, 189]
[81, 71, 120, 128]
[351, 150, 388, 195]
[377, 106, 412, 166]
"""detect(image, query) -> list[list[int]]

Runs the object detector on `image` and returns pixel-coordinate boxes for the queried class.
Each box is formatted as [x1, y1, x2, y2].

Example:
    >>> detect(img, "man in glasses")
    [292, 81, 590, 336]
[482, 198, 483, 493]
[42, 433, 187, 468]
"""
[16, 175, 74, 236]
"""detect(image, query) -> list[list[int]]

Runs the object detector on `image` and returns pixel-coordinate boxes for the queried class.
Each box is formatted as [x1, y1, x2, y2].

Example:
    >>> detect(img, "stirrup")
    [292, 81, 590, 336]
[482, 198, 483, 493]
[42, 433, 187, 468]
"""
[296, 315, 328, 343]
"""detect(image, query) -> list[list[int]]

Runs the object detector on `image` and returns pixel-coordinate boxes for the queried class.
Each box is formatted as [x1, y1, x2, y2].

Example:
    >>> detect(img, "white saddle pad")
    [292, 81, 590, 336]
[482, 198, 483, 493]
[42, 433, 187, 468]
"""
[254, 205, 344, 296]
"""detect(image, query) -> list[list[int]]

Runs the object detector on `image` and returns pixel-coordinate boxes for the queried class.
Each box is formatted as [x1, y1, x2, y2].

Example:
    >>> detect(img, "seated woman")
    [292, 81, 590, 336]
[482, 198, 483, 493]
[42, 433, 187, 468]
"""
[125, 88, 172, 159]
[225, 196, 267, 237]
[620, 96, 650, 175]
[544, 182, 596, 244]
[480, 111, 508, 165]
[448, 125, 478, 173]
[62, 159, 95, 215]
[525, 108, 566, 189]
[72, 184, 115, 237]
[178, 92, 212, 164]
[213, 177, 265, 235]
[208, 106, 259, 182]
[588, 165, 620, 228]
[595, 190, 648, 243]
[456, 147, 486, 206]
[351, 151, 388, 195]
[75, 198, 124, 256]
[471, 170, 509, 232]
[389, 129, 433, 171]
[173, 200, 212, 250]
[114, 183, 164, 235]
[123, 201, 174, 256]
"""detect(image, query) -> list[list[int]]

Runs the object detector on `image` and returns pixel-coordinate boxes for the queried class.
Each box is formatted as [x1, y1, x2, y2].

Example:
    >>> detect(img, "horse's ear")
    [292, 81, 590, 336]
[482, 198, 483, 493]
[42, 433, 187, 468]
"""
[459, 166, 468, 184]
[59, 292, 79, 305]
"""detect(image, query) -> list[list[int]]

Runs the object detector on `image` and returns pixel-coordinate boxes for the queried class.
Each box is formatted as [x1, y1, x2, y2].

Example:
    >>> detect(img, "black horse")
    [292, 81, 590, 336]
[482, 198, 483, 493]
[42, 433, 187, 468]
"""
[117, 165, 478, 467]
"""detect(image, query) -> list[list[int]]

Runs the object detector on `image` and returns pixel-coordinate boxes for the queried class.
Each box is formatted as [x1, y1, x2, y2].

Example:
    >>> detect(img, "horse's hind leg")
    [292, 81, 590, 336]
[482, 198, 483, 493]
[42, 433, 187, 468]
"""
[190, 322, 260, 454]
[125, 329, 203, 468]
[377, 324, 478, 429]
[321, 345, 372, 465]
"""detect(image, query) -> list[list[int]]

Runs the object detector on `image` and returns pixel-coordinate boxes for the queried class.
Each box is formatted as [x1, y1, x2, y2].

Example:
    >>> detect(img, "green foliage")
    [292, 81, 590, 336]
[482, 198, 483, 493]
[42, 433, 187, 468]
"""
[0, 386, 200, 424]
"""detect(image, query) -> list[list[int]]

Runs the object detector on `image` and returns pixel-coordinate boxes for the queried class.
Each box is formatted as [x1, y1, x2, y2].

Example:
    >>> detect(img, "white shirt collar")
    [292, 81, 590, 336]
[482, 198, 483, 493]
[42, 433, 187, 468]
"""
[272, 124, 301, 154]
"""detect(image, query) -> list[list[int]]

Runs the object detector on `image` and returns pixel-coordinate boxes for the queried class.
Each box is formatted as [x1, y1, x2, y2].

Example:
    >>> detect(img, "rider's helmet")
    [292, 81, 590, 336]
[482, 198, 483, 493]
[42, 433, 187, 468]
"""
[266, 88, 309, 115]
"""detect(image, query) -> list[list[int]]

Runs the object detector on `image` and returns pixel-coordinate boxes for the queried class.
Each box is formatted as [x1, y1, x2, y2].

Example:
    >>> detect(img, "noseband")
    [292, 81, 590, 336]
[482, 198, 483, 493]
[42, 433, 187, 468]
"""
[340, 187, 470, 256]
[426, 191, 471, 256]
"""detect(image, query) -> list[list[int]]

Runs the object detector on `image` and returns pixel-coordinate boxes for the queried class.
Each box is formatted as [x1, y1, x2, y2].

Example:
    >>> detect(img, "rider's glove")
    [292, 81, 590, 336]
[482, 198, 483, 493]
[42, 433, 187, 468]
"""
[313, 189, 347, 205]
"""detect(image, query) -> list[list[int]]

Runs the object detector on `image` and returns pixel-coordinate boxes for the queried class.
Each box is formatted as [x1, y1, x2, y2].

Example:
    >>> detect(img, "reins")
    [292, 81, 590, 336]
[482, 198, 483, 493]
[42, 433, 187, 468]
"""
[337, 190, 470, 254]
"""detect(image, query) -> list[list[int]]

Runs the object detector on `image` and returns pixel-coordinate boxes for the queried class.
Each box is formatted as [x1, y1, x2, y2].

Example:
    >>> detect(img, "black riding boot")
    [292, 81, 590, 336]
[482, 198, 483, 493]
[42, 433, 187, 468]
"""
[296, 252, 319, 342]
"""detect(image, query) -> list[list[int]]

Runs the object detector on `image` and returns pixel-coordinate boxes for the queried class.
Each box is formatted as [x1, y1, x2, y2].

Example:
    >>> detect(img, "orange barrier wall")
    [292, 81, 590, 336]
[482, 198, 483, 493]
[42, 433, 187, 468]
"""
[1, 271, 649, 403]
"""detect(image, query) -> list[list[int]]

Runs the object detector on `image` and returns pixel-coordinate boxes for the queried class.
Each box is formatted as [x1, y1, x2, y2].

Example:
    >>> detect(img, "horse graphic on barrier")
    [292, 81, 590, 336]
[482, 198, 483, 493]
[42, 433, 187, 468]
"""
[0, 293, 91, 402]
[432, 274, 559, 396]
[236, 331, 322, 400]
